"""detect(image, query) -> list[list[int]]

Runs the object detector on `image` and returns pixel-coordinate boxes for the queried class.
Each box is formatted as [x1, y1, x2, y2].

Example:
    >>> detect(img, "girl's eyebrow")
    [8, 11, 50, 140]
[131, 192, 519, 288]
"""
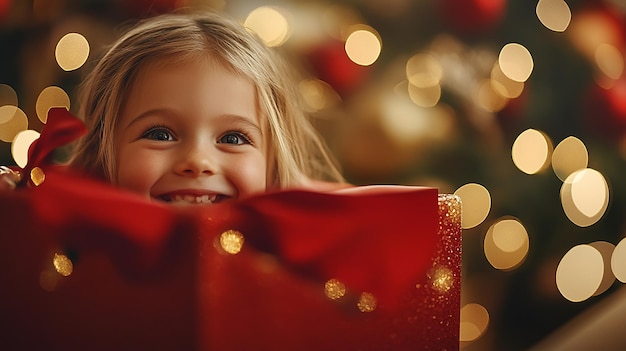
[220, 114, 263, 136]
[125, 108, 170, 128]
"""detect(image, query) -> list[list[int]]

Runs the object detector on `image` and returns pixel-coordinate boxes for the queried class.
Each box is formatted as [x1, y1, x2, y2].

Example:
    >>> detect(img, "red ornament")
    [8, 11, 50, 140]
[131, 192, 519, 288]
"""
[437, 0, 507, 36]
[305, 39, 371, 97]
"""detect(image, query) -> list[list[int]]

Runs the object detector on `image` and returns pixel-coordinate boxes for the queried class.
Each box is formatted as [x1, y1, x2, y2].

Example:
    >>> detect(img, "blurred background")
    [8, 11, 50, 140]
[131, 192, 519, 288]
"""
[1, 0, 626, 350]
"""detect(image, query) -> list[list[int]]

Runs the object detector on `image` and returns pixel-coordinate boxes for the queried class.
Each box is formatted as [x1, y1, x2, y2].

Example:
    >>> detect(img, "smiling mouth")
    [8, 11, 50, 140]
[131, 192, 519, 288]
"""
[157, 193, 226, 205]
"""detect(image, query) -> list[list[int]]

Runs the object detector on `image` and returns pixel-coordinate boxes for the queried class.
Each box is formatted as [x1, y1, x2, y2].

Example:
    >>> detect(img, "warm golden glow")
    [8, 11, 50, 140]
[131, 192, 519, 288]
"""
[512, 129, 552, 174]
[39, 270, 59, 292]
[589, 241, 615, 296]
[556, 244, 603, 302]
[491, 219, 528, 253]
[595, 43, 624, 80]
[498, 43, 534, 82]
[491, 63, 524, 99]
[35, 86, 70, 123]
[0, 106, 28, 143]
[484, 218, 529, 271]
[0, 104, 18, 124]
[11, 130, 40, 168]
[345, 26, 381, 66]
[611, 237, 626, 283]
[55, 32, 90, 71]
[219, 230, 245, 254]
[406, 53, 442, 88]
[324, 279, 347, 300]
[568, 10, 623, 60]
[0, 83, 18, 107]
[408, 82, 441, 108]
[454, 183, 491, 229]
[430, 266, 454, 293]
[561, 168, 609, 227]
[477, 79, 508, 112]
[357, 292, 377, 312]
[244, 6, 291, 47]
[552, 136, 588, 181]
[298, 79, 341, 112]
[460, 303, 489, 342]
[53, 253, 73, 277]
[536, 0, 571, 32]
[379, 87, 454, 147]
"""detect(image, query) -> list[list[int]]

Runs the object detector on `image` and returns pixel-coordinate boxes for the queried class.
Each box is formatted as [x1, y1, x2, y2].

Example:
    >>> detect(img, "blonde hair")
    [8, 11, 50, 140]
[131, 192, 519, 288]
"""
[70, 11, 343, 188]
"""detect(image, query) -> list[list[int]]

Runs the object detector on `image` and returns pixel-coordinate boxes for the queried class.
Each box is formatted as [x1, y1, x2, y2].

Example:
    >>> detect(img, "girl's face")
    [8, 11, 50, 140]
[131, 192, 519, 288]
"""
[114, 58, 268, 205]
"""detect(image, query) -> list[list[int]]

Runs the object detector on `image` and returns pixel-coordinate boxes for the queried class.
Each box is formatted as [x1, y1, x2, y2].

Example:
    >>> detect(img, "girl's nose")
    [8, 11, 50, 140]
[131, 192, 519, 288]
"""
[174, 145, 216, 176]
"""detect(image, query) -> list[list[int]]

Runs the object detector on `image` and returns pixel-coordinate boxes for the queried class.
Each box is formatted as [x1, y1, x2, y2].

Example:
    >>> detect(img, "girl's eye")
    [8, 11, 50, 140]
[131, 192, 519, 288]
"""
[142, 127, 174, 141]
[218, 132, 250, 145]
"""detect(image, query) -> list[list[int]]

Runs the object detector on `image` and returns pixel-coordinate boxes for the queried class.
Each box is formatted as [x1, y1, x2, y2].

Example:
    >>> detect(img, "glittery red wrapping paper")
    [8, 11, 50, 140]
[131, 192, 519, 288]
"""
[0, 108, 461, 350]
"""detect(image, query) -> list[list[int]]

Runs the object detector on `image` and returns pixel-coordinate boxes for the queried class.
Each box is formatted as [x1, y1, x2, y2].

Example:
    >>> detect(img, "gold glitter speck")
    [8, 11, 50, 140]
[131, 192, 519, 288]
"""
[324, 279, 347, 300]
[30, 167, 45, 186]
[357, 292, 377, 312]
[53, 253, 73, 276]
[220, 230, 245, 254]
[430, 266, 454, 293]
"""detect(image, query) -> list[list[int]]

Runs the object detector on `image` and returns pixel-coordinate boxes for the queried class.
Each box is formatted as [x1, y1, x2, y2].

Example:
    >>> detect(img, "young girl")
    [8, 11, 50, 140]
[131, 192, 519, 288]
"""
[0, 11, 459, 351]
[67, 11, 344, 203]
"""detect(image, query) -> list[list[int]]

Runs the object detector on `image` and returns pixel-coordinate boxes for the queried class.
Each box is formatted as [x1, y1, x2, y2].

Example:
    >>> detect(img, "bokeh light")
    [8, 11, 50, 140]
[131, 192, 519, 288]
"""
[454, 183, 491, 229]
[406, 53, 443, 88]
[11, 129, 40, 168]
[556, 244, 604, 302]
[0, 105, 28, 142]
[35, 86, 70, 123]
[460, 303, 489, 342]
[512, 129, 552, 174]
[344, 26, 381, 66]
[594, 43, 624, 80]
[611, 237, 626, 283]
[560, 168, 609, 227]
[484, 218, 529, 271]
[380, 87, 453, 146]
[498, 43, 534, 82]
[298, 78, 341, 112]
[244, 6, 291, 47]
[588, 241, 615, 296]
[477, 78, 508, 112]
[0, 83, 18, 107]
[491, 62, 524, 99]
[552, 136, 588, 181]
[568, 9, 624, 60]
[408, 82, 441, 108]
[536, 0, 571, 32]
[55, 32, 90, 71]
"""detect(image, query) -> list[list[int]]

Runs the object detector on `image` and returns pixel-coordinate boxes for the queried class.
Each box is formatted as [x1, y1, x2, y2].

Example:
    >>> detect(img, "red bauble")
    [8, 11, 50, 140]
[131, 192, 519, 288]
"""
[583, 78, 626, 140]
[305, 39, 371, 97]
[437, 0, 507, 36]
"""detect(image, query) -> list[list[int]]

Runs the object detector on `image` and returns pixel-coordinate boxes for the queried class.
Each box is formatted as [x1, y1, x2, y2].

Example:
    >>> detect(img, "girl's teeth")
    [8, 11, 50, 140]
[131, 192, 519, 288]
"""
[170, 194, 218, 204]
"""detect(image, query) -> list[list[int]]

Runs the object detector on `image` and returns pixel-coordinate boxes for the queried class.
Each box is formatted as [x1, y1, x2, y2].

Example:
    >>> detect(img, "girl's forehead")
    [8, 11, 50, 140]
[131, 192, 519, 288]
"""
[123, 55, 269, 122]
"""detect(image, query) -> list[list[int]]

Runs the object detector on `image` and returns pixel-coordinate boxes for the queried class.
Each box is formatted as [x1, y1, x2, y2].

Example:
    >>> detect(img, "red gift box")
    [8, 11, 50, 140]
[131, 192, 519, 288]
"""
[0, 108, 461, 350]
